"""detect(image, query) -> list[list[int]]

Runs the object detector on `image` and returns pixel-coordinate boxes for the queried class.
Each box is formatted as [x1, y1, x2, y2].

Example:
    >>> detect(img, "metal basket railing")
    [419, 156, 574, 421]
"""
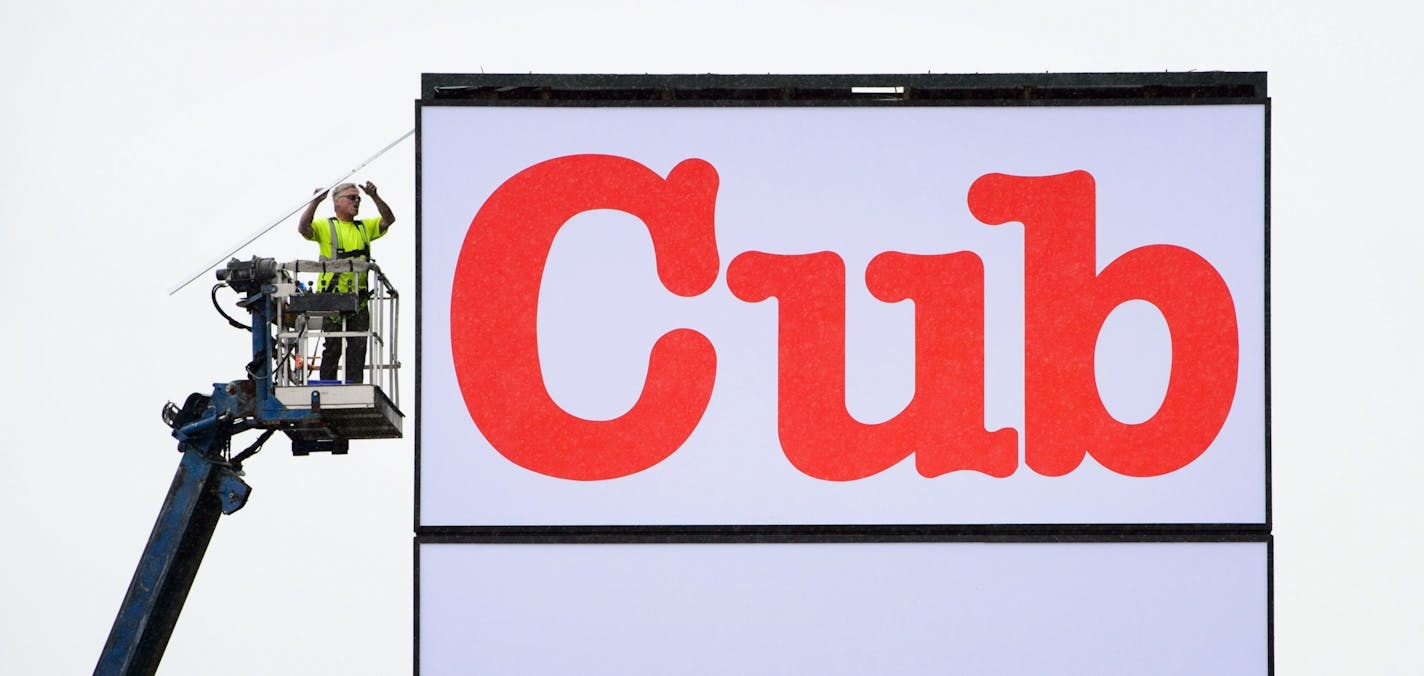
[268, 259, 400, 408]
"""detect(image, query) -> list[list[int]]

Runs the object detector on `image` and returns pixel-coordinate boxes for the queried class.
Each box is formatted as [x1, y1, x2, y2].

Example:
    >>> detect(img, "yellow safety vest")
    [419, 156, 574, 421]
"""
[311, 216, 385, 293]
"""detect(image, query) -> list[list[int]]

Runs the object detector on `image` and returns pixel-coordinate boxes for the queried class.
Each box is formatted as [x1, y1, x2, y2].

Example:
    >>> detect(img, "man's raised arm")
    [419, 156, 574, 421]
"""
[363, 181, 396, 229]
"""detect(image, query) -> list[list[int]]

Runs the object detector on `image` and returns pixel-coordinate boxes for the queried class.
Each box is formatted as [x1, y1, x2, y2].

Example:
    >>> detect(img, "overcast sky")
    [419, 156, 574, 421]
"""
[2, 1, 1420, 674]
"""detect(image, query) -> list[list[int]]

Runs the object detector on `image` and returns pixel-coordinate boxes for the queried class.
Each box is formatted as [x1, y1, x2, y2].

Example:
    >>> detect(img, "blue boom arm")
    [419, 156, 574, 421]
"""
[93, 388, 255, 675]
[96, 258, 326, 676]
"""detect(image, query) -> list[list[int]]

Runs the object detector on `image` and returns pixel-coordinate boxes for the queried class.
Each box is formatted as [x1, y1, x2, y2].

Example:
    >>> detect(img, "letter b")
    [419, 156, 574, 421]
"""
[969, 171, 1238, 477]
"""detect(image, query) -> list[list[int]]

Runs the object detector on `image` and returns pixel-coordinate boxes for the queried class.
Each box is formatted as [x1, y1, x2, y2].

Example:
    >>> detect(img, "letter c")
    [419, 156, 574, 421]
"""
[450, 155, 720, 480]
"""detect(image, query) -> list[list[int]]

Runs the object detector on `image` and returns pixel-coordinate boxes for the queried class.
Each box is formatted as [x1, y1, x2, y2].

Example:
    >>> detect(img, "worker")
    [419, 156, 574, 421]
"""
[297, 181, 396, 383]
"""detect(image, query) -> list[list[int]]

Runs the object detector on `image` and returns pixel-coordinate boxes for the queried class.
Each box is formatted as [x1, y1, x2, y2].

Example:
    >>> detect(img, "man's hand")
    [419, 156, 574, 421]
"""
[361, 181, 379, 198]
[298, 187, 328, 240]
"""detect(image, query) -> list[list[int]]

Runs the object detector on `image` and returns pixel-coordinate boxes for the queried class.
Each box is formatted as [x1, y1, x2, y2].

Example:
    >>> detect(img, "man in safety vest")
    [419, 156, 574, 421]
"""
[297, 181, 396, 383]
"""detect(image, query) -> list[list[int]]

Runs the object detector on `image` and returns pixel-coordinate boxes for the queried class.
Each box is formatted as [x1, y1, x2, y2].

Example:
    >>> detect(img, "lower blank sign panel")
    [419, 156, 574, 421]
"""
[418, 541, 1268, 675]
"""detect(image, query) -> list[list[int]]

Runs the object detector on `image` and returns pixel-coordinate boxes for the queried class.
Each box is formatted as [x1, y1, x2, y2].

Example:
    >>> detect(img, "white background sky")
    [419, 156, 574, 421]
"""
[1, 1, 1419, 674]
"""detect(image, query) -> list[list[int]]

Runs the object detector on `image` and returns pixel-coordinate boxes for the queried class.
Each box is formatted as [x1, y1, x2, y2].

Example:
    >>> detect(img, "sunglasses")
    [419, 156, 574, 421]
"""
[338, 194, 361, 202]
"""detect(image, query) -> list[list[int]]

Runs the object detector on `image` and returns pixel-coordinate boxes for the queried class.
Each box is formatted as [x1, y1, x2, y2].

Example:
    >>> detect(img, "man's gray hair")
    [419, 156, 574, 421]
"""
[332, 182, 358, 197]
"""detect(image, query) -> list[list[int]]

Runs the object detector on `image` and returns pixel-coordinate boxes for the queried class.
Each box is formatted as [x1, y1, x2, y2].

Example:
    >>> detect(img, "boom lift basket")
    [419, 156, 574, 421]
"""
[265, 259, 403, 446]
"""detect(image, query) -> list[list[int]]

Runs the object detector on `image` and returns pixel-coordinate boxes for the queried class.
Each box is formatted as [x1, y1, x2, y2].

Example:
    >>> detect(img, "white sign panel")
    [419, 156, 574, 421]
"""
[419, 103, 1266, 526]
[419, 541, 1268, 675]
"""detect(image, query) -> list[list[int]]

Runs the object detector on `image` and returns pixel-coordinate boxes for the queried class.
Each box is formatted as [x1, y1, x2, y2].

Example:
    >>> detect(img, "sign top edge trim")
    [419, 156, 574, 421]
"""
[419, 72, 1267, 103]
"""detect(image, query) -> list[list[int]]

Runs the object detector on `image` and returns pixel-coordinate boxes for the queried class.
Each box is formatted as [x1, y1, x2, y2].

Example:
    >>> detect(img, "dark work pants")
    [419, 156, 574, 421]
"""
[320, 306, 370, 383]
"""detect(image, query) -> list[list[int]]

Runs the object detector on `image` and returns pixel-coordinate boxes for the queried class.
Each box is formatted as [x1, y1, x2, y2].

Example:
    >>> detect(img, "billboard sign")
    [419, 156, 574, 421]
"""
[415, 73, 1270, 675]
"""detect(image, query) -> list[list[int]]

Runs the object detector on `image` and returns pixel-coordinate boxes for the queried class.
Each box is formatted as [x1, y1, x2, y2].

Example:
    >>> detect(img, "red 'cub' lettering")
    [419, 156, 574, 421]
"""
[451, 156, 1240, 482]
